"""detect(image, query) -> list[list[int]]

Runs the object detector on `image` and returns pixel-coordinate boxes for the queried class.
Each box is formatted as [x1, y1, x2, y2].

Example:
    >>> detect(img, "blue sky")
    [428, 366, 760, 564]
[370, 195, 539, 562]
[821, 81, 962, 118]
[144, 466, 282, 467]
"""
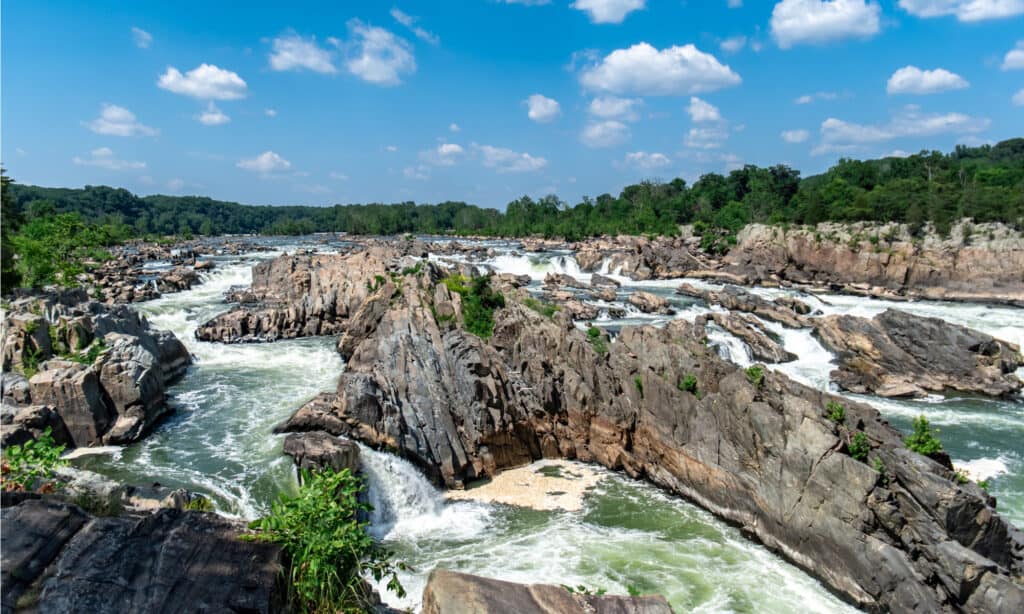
[3, 0, 1023, 208]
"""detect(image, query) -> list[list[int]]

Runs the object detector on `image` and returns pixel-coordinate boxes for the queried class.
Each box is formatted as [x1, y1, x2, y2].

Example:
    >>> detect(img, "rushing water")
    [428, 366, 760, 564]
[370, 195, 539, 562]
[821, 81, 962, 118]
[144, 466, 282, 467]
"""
[70, 240, 1022, 612]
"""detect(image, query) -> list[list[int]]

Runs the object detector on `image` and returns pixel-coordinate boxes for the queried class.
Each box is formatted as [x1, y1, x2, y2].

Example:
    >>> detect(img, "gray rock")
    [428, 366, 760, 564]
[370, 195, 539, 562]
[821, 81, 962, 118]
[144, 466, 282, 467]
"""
[283, 431, 360, 475]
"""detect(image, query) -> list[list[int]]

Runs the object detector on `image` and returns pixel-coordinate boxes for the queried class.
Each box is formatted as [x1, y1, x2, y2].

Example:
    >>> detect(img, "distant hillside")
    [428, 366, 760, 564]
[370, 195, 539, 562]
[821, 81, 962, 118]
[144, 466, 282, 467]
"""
[6, 138, 1023, 240]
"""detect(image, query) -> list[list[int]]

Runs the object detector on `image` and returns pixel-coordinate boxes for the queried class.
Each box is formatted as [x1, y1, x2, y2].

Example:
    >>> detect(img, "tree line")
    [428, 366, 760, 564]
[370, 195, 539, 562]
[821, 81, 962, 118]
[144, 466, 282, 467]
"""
[3, 138, 1022, 286]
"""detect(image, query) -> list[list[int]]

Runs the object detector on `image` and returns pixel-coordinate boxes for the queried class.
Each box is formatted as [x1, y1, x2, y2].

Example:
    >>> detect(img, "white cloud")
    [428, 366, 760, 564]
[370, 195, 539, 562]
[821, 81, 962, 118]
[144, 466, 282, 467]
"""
[1002, 41, 1024, 70]
[588, 96, 643, 121]
[478, 145, 548, 172]
[158, 64, 248, 100]
[770, 0, 881, 49]
[720, 35, 747, 53]
[1014, 88, 1024, 106]
[237, 151, 292, 173]
[794, 91, 839, 104]
[167, 178, 185, 191]
[344, 20, 416, 86]
[619, 151, 672, 169]
[73, 147, 145, 170]
[886, 66, 969, 94]
[898, 0, 1024, 22]
[500, 0, 551, 4]
[84, 104, 158, 137]
[196, 102, 230, 126]
[420, 143, 464, 166]
[687, 97, 722, 122]
[885, 149, 912, 158]
[269, 34, 337, 74]
[781, 129, 810, 143]
[581, 120, 631, 147]
[449, 123, 461, 132]
[571, 0, 646, 24]
[132, 27, 152, 49]
[390, 7, 440, 45]
[265, 108, 278, 117]
[814, 106, 990, 153]
[403, 165, 430, 180]
[329, 171, 349, 180]
[579, 42, 740, 96]
[685, 126, 729, 149]
[385, 145, 399, 152]
[525, 94, 561, 122]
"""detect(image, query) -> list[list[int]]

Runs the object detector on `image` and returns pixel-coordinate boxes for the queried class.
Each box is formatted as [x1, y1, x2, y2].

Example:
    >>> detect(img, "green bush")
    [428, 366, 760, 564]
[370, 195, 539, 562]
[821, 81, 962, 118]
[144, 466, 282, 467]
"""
[904, 415, 943, 456]
[523, 296, 559, 319]
[848, 431, 869, 462]
[634, 376, 644, 397]
[444, 275, 505, 340]
[586, 326, 608, 355]
[1, 428, 67, 491]
[826, 401, 846, 424]
[679, 374, 698, 395]
[953, 469, 969, 485]
[247, 468, 405, 613]
[745, 366, 765, 387]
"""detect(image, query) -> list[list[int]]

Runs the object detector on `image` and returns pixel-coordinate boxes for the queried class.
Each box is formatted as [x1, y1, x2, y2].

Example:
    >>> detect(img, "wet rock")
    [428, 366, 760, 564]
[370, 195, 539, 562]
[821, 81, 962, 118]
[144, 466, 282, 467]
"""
[0, 498, 283, 614]
[421, 569, 675, 614]
[676, 283, 810, 328]
[543, 273, 589, 290]
[707, 312, 796, 363]
[0, 405, 72, 448]
[627, 291, 674, 315]
[283, 431, 360, 475]
[813, 308, 1023, 398]
[589, 273, 621, 288]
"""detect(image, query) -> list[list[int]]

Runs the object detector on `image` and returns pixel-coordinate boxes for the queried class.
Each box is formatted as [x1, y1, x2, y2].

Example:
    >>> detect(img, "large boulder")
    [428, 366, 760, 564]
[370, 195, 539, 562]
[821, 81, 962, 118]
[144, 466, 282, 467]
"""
[282, 431, 360, 475]
[676, 283, 811, 328]
[29, 362, 115, 448]
[705, 312, 796, 363]
[813, 308, 1022, 398]
[627, 291, 674, 315]
[421, 569, 675, 614]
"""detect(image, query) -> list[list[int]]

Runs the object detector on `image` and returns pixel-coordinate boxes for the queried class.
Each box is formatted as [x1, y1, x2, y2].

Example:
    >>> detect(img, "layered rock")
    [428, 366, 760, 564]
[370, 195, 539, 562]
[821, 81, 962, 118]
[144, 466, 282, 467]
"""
[1, 291, 190, 448]
[676, 283, 812, 328]
[702, 312, 796, 363]
[0, 498, 282, 614]
[814, 309, 1023, 398]
[280, 272, 1024, 612]
[282, 431, 360, 475]
[421, 569, 675, 614]
[627, 291, 675, 315]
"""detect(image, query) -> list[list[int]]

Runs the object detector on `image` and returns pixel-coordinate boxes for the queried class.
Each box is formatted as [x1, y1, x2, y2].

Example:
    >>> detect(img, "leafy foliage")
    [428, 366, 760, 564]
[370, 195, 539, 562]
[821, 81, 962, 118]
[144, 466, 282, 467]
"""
[523, 296, 560, 319]
[247, 468, 405, 613]
[445, 275, 505, 339]
[679, 373, 699, 395]
[848, 432, 870, 462]
[904, 415, 944, 456]
[586, 326, 608, 355]
[1, 428, 68, 491]
[826, 401, 846, 424]
[745, 366, 765, 387]
[561, 585, 608, 597]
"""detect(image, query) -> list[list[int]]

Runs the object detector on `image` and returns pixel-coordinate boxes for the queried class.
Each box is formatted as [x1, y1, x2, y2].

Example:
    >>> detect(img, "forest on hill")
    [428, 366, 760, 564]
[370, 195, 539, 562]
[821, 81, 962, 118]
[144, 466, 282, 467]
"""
[3, 139, 1023, 287]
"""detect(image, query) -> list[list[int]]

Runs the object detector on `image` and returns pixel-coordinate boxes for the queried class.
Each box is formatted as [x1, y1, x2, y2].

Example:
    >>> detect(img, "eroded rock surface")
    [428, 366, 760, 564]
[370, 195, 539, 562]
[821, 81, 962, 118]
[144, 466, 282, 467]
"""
[703, 312, 795, 363]
[676, 283, 811, 328]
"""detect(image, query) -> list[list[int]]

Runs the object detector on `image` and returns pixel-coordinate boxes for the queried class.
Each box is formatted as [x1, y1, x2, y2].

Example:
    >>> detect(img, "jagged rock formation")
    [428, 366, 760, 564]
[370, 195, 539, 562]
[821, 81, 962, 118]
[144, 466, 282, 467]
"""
[282, 431, 360, 475]
[627, 291, 675, 315]
[0, 498, 282, 614]
[702, 312, 796, 363]
[279, 270, 1024, 613]
[1, 290, 191, 448]
[421, 569, 675, 614]
[676, 283, 812, 328]
[813, 309, 1023, 398]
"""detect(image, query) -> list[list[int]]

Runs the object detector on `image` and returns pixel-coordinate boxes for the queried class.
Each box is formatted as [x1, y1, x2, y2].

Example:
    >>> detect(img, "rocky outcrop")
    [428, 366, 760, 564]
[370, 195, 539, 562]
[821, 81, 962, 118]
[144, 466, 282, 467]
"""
[703, 312, 796, 363]
[676, 283, 812, 328]
[421, 569, 675, 614]
[281, 272, 1024, 613]
[723, 222, 1024, 305]
[0, 498, 282, 614]
[627, 291, 674, 315]
[282, 431, 360, 475]
[0, 291, 190, 448]
[814, 309, 1023, 398]
[195, 248, 411, 343]
[574, 236, 710, 280]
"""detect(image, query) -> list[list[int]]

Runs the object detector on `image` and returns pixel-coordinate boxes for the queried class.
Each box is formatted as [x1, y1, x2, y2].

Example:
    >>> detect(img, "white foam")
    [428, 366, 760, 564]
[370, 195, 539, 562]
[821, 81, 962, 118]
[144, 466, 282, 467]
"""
[62, 446, 123, 460]
[955, 458, 1010, 482]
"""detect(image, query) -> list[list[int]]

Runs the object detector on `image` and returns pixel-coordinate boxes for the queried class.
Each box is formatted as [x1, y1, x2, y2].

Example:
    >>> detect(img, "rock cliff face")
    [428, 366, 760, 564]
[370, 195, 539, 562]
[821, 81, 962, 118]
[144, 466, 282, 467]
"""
[0, 498, 282, 614]
[280, 271, 1024, 613]
[1, 290, 190, 448]
[813, 309, 1023, 398]
[724, 222, 1024, 305]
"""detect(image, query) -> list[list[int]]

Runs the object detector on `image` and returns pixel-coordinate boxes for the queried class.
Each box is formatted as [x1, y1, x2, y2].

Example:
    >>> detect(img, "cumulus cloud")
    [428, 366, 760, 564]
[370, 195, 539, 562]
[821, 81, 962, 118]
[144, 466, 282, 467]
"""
[781, 129, 810, 143]
[770, 0, 881, 49]
[84, 104, 158, 137]
[158, 64, 248, 99]
[344, 20, 416, 86]
[571, 0, 646, 24]
[269, 34, 337, 74]
[420, 143, 464, 166]
[887, 66, 969, 94]
[581, 120, 631, 148]
[814, 106, 990, 153]
[237, 151, 292, 173]
[898, 0, 1024, 22]
[1014, 89, 1024, 106]
[478, 145, 548, 172]
[196, 102, 230, 125]
[73, 147, 146, 170]
[525, 94, 561, 122]
[685, 126, 729, 149]
[449, 123, 461, 132]
[794, 91, 839, 104]
[132, 27, 152, 49]
[719, 35, 747, 53]
[579, 42, 740, 96]
[619, 151, 671, 169]
[390, 7, 440, 45]
[687, 97, 722, 122]
[265, 109, 278, 117]
[1002, 41, 1024, 70]
[588, 96, 643, 121]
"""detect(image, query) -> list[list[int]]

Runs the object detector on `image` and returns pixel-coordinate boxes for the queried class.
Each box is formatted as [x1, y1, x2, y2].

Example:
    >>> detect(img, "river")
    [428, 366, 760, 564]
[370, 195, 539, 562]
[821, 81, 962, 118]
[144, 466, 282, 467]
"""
[73, 240, 1023, 612]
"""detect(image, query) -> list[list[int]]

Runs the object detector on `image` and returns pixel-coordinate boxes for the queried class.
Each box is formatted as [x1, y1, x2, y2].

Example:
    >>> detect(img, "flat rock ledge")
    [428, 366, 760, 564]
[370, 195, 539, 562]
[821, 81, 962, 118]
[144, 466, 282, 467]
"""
[421, 569, 675, 614]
